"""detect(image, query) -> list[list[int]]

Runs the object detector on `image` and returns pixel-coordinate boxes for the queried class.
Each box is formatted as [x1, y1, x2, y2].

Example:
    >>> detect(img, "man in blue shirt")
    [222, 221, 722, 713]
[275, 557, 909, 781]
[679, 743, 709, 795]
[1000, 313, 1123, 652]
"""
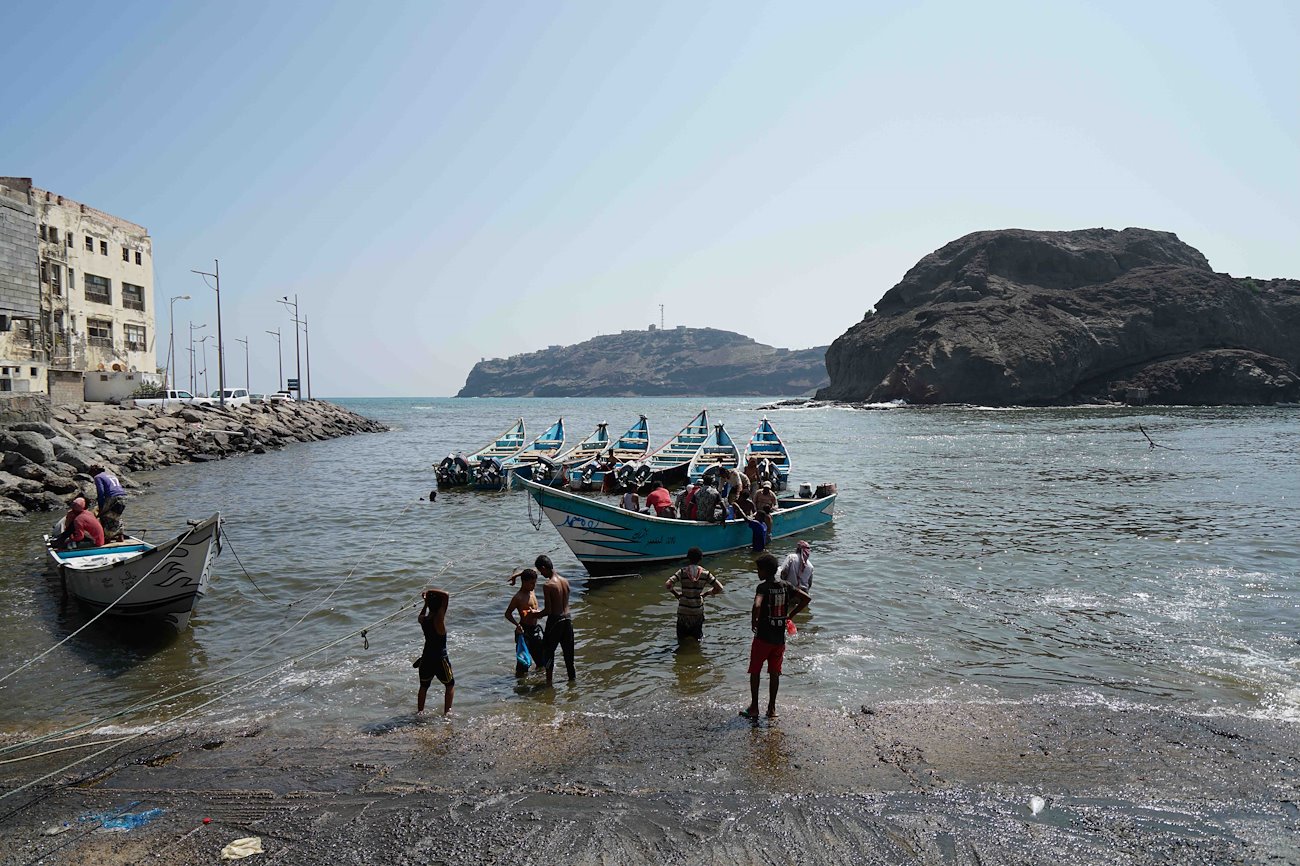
[90, 464, 127, 541]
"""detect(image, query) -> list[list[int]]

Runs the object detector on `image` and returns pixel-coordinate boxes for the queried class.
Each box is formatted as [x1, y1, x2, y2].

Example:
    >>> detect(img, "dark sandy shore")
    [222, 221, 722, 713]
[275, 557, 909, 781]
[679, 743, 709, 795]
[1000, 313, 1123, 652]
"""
[1, 699, 1297, 865]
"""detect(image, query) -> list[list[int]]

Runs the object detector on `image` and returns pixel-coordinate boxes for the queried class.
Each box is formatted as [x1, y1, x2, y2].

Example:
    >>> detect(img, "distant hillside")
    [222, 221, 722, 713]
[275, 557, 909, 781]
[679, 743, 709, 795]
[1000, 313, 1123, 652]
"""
[457, 327, 829, 397]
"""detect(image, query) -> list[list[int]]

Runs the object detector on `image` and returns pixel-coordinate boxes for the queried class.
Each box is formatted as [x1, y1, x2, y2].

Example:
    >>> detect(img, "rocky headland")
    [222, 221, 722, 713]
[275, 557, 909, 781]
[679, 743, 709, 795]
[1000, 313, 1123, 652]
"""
[458, 327, 828, 397]
[0, 399, 386, 519]
[818, 228, 1300, 405]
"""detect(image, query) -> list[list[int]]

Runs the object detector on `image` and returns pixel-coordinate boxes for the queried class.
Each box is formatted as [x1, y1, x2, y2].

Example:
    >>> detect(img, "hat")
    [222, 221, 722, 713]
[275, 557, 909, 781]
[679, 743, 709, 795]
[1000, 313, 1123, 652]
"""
[70, 497, 86, 513]
[761, 481, 772, 489]
[796, 540, 811, 551]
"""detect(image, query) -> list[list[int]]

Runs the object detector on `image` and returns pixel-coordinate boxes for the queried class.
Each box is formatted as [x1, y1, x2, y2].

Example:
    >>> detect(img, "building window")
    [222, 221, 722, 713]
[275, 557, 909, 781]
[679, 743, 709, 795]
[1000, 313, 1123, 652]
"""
[87, 318, 113, 348]
[99, 240, 108, 256]
[66, 233, 72, 248]
[50, 264, 62, 295]
[122, 282, 145, 311]
[12, 319, 33, 345]
[124, 323, 147, 351]
[122, 245, 129, 262]
[84, 273, 112, 305]
[48, 226, 58, 244]
[30, 367, 37, 377]
[40, 261, 47, 283]
[39, 224, 47, 240]
[135, 250, 142, 265]
[85, 235, 93, 251]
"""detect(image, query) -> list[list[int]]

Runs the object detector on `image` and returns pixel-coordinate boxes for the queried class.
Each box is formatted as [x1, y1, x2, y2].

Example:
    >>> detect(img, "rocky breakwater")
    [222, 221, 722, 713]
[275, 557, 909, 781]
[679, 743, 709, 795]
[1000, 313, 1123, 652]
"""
[818, 227, 1300, 405]
[0, 400, 387, 519]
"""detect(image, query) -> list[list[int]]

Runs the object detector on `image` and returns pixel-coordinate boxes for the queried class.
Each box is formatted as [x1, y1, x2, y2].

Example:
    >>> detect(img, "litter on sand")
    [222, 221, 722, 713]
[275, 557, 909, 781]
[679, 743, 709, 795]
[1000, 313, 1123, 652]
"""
[221, 836, 264, 860]
[1028, 795, 1046, 816]
[78, 806, 165, 832]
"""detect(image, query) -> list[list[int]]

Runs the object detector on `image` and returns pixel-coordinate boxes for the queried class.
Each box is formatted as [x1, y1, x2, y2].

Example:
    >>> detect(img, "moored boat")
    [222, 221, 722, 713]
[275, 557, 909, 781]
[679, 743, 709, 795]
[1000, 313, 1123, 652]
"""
[435, 418, 527, 488]
[488, 418, 564, 490]
[635, 409, 710, 487]
[687, 422, 740, 486]
[43, 513, 222, 632]
[742, 417, 791, 490]
[518, 476, 834, 575]
[568, 415, 650, 491]
[536, 421, 612, 488]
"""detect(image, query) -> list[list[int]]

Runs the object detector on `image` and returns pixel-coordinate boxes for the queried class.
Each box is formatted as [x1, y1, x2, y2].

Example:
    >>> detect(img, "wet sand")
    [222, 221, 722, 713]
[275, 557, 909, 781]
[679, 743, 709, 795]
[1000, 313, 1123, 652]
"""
[2, 698, 1296, 865]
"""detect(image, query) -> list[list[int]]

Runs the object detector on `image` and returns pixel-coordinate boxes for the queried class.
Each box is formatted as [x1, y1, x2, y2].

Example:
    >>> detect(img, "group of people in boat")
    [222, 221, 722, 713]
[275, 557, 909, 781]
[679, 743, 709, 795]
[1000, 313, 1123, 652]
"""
[48, 465, 130, 551]
[412, 542, 816, 720]
[618, 456, 782, 549]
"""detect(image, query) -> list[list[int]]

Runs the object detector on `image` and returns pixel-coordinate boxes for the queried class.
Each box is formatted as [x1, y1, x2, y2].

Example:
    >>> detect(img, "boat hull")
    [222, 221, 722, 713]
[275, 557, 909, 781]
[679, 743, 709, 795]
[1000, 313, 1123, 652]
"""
[518, 478, 834, 575]
[46, 514, 222, 631]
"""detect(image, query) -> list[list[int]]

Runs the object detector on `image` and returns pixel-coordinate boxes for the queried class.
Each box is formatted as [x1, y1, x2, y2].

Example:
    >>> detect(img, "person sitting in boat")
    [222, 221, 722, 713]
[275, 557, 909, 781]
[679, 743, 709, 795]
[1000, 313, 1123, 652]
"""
[52, 497, 105, 550]
[646, 481, 674, 517]
[744, 456, 760, 488]
[621, 485, 640, 512]
[693, 478, 723, 523]
[675, 480, 701, 521]
[753, 481, 779, 514]
[90, 464, 127, 542]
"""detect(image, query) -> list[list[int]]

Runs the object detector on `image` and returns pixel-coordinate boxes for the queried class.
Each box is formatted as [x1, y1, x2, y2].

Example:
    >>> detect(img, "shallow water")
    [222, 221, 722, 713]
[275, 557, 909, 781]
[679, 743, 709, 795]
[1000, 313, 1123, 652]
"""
[0, 399, 1296, 735]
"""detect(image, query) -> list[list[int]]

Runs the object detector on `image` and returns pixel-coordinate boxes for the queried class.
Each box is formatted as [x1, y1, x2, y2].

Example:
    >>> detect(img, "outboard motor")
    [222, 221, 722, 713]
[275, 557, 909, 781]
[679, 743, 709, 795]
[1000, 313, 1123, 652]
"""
[701, 465, 724, 489]
[532, 456, 557, 486]
[634, 463, 652, 486]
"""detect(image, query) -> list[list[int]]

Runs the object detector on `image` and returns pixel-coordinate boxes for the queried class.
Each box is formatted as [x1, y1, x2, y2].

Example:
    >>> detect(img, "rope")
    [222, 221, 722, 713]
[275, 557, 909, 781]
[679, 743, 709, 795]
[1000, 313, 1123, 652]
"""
[0, 736, 133, 766]
[526, 489, 544, 531]
[219, 530, 278, 604]
[0, 524, 201, 685]
[0, 599, 420, 803]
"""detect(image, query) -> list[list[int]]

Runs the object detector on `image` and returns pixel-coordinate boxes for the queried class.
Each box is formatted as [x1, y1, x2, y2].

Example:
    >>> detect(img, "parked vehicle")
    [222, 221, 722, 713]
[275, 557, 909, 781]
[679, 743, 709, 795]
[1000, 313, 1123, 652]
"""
[132, 389, 203, 408]
[197, 388, 251, 407]
[268, 391, 295, 402]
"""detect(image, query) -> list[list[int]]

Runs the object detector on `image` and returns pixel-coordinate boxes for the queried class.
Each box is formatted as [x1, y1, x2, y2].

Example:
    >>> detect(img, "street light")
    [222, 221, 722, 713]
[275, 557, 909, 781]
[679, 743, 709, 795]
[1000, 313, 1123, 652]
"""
[235, 336, 249, 392]
[265, 328, 283, 392]
[302, 317, 311, 400]
[192, 260, 225, 406]
[198, 335, 214, 395]
[167, 295, 190, 395]
[277, 295, 301, 400]
[188, 321, 206, 395]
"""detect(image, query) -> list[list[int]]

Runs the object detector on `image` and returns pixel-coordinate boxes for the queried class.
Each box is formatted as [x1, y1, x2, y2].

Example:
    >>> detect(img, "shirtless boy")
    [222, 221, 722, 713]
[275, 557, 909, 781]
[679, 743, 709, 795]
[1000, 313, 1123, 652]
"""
[505, 567, 547, 675]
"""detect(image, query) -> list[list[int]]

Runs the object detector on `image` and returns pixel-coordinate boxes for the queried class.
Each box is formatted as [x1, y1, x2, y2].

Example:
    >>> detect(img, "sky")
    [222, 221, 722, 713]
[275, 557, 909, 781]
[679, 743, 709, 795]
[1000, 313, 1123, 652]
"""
[3, 0, 1296, 396]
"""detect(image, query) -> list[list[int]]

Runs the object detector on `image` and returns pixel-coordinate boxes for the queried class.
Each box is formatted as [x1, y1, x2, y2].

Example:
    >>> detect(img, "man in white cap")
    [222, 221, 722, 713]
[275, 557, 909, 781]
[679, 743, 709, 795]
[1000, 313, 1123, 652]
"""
[778, 540, 814, 594]
[753, 480, 778, 514]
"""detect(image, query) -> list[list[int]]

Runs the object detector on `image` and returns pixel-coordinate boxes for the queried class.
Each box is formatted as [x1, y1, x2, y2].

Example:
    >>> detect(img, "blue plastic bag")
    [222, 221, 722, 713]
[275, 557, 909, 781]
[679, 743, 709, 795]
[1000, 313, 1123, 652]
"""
[516, 632, 533, 668]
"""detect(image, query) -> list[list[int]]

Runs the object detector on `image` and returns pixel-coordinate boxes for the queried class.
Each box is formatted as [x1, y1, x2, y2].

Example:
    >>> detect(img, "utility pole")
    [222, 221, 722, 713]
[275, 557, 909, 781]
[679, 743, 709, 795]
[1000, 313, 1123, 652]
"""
[265, 328, 282, 392]
[198, 335, 213, 394]
[168, 295, 190, 397]
[191, 260, 225, 405]
[278, 295, 302, 400]
[660, 304, 664, 330]
[235, 336, 249, 392]
[302, 318, 312, 400]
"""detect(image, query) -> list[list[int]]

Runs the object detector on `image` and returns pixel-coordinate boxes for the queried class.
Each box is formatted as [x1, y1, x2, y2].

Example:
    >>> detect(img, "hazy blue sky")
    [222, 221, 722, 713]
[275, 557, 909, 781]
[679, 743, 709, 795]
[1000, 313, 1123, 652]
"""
[4, 1, 1296, 396]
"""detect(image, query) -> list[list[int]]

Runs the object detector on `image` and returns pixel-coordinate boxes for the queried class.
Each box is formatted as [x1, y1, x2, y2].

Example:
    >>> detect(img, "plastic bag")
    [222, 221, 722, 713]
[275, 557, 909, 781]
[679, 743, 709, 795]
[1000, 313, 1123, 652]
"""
[515, 632, 533, 667]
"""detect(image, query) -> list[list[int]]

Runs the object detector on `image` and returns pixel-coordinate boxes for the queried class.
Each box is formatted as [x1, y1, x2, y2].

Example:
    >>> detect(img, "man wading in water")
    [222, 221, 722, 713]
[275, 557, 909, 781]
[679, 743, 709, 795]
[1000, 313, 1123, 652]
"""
[505, 568, 547, 675]
[535, 555, 575, 685]
[414, 588, 454, 715]
[743, 553, 810, 720]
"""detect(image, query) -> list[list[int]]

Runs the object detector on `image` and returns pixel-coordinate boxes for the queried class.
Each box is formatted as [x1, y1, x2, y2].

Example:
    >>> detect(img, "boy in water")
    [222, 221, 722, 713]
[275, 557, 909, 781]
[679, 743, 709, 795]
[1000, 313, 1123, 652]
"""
[665, 547, 723, 642]
[743, 553, 810, 719]
[414, 588, 454, 715]
[505, 568, 547, 674]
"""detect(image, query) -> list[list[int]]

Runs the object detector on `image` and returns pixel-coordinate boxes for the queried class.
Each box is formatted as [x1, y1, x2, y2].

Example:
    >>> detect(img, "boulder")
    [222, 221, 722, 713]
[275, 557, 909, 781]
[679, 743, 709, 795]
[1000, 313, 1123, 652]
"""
[179, 408, 207, 424]
[2, 451, 32, 471]
[0, 430, 56, 465]
[53, 443, 103, 474]
[0, 496, 25, 520]
[819, 228, 1300, 405]
[8, 421, 62, 439]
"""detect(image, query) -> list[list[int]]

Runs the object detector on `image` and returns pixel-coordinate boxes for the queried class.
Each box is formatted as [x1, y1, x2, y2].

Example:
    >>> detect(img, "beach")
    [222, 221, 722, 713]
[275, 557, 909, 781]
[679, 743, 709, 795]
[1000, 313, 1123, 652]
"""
[3, 697, 1297, 865]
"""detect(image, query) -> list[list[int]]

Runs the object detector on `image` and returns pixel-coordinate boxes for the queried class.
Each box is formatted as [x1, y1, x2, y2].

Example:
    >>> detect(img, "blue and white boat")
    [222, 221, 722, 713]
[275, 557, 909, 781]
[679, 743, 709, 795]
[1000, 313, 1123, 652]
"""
[686, 422, 740, 486]
[567, 415, 650, 492]
[742, 417, 791, 490]
[637, 409, 710, 487]
[537, 421, 611, 488]
[487, 418, 565, 490]
[437, 418, 527, 488]
[518, 476, 835, 575]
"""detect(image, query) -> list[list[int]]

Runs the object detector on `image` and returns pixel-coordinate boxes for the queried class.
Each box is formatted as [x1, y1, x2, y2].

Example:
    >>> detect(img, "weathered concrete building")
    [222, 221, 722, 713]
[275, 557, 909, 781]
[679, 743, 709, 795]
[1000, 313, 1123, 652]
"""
[0, 179, 41, 393]
[0, 178, 157, 400]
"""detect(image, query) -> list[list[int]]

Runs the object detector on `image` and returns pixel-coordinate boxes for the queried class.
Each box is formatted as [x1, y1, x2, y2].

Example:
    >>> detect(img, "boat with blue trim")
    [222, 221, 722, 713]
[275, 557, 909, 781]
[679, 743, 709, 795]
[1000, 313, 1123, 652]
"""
[480, 418, 564, 490]
[518, 476, 835, 575]
[743, 417, 790, 490]
[686, 422, 741, 486]
[435, 418, 527, 488]
[44, 513, 222, 632]
[567, 415, 650, 492]
[635, 408, 710, 487]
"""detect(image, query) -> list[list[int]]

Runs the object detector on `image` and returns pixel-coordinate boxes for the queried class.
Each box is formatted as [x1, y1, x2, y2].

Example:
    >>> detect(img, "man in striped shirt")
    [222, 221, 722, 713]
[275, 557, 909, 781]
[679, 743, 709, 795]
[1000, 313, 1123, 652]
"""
[665, 547, 724, 642]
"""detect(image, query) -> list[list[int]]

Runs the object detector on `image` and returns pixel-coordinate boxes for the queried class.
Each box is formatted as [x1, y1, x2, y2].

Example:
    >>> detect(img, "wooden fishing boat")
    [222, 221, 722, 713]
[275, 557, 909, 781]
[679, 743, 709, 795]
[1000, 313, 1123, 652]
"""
[434, 418, 526, 488]
[536, 421, 612, 488]
[568, 415, 649, 491]
[488, 418, 564, 490]
[686, 422, 741, 486]
[742, 416, 791, 490]
[635, 409, 710, 487]
[44, 514, 222, 632]
[518, 477, 834, 575]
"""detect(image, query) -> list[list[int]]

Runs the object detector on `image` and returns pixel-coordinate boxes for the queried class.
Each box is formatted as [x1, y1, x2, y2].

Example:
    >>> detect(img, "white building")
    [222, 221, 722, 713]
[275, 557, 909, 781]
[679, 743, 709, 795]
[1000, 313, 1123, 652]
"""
[0, 177, 157, 400]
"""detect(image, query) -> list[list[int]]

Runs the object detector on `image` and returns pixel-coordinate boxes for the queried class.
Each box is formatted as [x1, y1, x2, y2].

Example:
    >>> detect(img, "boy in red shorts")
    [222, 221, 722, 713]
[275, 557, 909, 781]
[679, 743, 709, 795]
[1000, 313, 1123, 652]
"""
[742, 552, 810, 719]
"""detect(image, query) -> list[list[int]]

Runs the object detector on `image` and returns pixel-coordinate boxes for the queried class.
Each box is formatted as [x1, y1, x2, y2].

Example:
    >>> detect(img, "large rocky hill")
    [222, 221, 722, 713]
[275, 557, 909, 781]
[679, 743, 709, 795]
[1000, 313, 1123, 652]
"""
[458, 328, 828, 397]
[818, 228, 1300, 405]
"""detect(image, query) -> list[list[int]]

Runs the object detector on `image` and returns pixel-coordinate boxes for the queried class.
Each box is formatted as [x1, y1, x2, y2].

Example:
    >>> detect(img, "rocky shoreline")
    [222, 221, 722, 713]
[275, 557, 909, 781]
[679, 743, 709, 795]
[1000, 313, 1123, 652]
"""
[0, 400, 387, 519]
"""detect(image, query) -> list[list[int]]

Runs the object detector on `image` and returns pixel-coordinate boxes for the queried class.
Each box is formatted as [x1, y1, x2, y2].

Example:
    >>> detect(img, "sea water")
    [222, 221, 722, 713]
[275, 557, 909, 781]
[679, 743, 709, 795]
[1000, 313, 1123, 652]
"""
[0, 398, 1296, 734]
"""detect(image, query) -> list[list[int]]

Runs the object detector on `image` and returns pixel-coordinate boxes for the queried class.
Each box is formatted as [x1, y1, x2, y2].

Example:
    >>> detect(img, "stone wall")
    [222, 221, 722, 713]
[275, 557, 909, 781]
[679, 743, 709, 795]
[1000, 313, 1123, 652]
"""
[0, 393, 51, 425]
[0, 181, 39, 322]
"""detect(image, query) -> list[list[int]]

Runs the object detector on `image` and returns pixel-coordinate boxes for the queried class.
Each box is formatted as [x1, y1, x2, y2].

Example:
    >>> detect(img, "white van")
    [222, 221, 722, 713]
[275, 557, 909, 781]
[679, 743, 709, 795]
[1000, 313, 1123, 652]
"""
[201, 388, 251, 407]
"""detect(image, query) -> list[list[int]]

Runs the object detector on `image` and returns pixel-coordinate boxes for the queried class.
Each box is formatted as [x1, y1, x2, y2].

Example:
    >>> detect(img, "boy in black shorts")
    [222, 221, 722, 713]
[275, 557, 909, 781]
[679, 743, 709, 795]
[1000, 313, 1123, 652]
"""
[414, 588, 454, 714]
